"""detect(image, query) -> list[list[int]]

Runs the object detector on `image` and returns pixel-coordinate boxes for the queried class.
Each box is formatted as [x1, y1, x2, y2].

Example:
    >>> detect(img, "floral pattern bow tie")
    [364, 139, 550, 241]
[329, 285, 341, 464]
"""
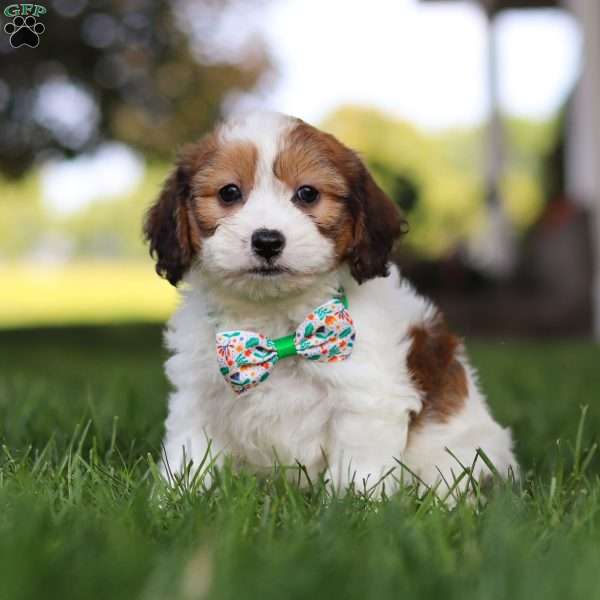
[216, 293, 355, 395]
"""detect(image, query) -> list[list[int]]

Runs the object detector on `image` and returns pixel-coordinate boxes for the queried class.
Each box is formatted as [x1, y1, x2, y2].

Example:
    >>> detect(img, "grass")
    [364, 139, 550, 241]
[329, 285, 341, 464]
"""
[1, 325, 600, 600]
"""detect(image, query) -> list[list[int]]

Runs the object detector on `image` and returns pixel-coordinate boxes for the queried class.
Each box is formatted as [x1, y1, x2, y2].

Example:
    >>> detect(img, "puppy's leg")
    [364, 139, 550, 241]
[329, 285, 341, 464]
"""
[401, 406, 517, 500]
[160, 392, 224, 488]
[161, 428, 223, 487]
[326, 411, 409, 497]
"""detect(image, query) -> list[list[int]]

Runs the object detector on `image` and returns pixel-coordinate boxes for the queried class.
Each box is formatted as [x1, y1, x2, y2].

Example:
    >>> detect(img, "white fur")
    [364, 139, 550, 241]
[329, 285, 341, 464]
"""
[159, 112, 517, 497]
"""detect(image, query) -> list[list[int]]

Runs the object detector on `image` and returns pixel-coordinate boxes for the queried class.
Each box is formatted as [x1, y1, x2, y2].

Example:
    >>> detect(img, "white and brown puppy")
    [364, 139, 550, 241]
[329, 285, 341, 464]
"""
[145, 111, 516, 496]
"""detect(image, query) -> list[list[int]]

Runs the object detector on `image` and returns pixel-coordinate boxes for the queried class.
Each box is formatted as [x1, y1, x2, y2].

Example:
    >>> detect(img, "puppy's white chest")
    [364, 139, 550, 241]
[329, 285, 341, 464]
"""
[219, 360, 334, 470]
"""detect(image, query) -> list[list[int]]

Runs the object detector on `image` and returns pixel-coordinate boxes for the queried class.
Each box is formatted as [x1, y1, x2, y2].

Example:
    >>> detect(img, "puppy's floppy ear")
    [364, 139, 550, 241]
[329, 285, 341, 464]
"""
[144, 134, 217, 285]
[348, 161, 407, 284]
[144, 159, 196, 286]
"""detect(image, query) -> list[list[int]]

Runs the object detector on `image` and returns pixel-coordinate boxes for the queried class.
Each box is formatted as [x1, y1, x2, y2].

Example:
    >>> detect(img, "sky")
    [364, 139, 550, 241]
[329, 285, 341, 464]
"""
[255, 0, 582, 129]
[41, 0, 583, 213]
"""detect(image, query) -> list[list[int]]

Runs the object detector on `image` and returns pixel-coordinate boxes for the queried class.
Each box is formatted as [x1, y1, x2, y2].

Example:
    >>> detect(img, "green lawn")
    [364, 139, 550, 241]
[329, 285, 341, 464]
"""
[1, 326, 599, 600]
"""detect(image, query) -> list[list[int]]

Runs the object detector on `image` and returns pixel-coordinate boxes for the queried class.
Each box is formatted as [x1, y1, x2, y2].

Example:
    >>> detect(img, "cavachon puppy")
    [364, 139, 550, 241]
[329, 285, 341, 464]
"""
[144, 111, 517, 497]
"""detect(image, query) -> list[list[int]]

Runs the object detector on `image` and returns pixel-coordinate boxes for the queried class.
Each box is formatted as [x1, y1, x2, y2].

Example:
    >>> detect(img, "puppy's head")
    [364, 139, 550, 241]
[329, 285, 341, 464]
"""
[144, 112, 406, 297]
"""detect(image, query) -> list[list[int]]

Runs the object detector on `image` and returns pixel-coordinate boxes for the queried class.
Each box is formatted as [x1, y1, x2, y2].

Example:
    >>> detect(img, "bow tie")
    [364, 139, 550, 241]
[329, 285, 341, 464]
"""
[216, 292, 356, 395]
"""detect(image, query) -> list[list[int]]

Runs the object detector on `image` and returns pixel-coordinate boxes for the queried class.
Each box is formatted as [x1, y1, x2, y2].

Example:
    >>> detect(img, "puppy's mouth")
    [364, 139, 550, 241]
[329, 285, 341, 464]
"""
[247, 265, 288, 276]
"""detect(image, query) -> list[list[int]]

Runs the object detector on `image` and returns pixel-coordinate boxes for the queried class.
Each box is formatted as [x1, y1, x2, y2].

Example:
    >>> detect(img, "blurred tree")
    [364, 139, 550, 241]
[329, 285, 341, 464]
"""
[0, 0, 272, 177]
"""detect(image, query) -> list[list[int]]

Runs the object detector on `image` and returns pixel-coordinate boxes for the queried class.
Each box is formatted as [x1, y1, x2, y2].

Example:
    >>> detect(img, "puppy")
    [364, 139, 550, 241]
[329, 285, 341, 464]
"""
[144, 111, 517, 497]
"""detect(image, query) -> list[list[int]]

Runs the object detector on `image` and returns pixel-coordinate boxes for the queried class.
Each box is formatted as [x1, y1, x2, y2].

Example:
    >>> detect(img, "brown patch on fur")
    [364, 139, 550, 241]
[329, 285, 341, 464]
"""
[274, 120, 407, 283]
[144, 132, 258, 285]
[406, 312, 468, 428]
[274, 122, 352, 196]
[274, 121, 354, 258]
[192, 141, 258, 235]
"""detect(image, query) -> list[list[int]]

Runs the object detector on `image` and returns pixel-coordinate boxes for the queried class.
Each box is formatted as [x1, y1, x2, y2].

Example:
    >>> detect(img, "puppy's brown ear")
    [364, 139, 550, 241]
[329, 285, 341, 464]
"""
[144, 134, 217, 285]
[348, 163, 407, 284]
[144, 160, 195, 286]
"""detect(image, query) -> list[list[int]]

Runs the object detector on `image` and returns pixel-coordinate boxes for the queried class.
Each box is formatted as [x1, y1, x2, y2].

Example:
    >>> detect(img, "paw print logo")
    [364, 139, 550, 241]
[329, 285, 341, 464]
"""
[4, 15, 45, 48]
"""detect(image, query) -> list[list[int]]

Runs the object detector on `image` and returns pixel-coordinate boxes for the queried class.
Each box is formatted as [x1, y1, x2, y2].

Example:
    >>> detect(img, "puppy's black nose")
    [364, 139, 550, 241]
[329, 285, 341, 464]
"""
[251, 228, 285, 260]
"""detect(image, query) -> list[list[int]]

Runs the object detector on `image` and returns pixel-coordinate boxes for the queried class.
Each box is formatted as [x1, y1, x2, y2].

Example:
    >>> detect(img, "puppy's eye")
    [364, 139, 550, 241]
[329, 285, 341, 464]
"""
[219, 184, 242, 204]
[295, 185, 319, 205]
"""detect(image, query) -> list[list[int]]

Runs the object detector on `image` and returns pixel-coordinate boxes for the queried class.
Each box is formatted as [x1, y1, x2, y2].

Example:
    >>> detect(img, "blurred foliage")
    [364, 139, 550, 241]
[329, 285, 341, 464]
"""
[55, 163, 167, 258]
[0, 106, 561, 265]
[0, 0, 271, 176]
[322, 107, 559, 258]
[0, 163, 167, 260]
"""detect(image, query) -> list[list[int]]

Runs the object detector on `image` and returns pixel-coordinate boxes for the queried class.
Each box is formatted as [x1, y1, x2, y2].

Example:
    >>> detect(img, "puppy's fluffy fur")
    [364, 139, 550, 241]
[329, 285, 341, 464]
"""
[145, 111, 517, 495]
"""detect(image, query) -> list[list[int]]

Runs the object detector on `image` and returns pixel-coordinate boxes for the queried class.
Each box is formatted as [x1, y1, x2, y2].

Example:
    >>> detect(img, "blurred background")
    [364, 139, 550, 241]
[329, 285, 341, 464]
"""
[0, 0, 598, 338]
